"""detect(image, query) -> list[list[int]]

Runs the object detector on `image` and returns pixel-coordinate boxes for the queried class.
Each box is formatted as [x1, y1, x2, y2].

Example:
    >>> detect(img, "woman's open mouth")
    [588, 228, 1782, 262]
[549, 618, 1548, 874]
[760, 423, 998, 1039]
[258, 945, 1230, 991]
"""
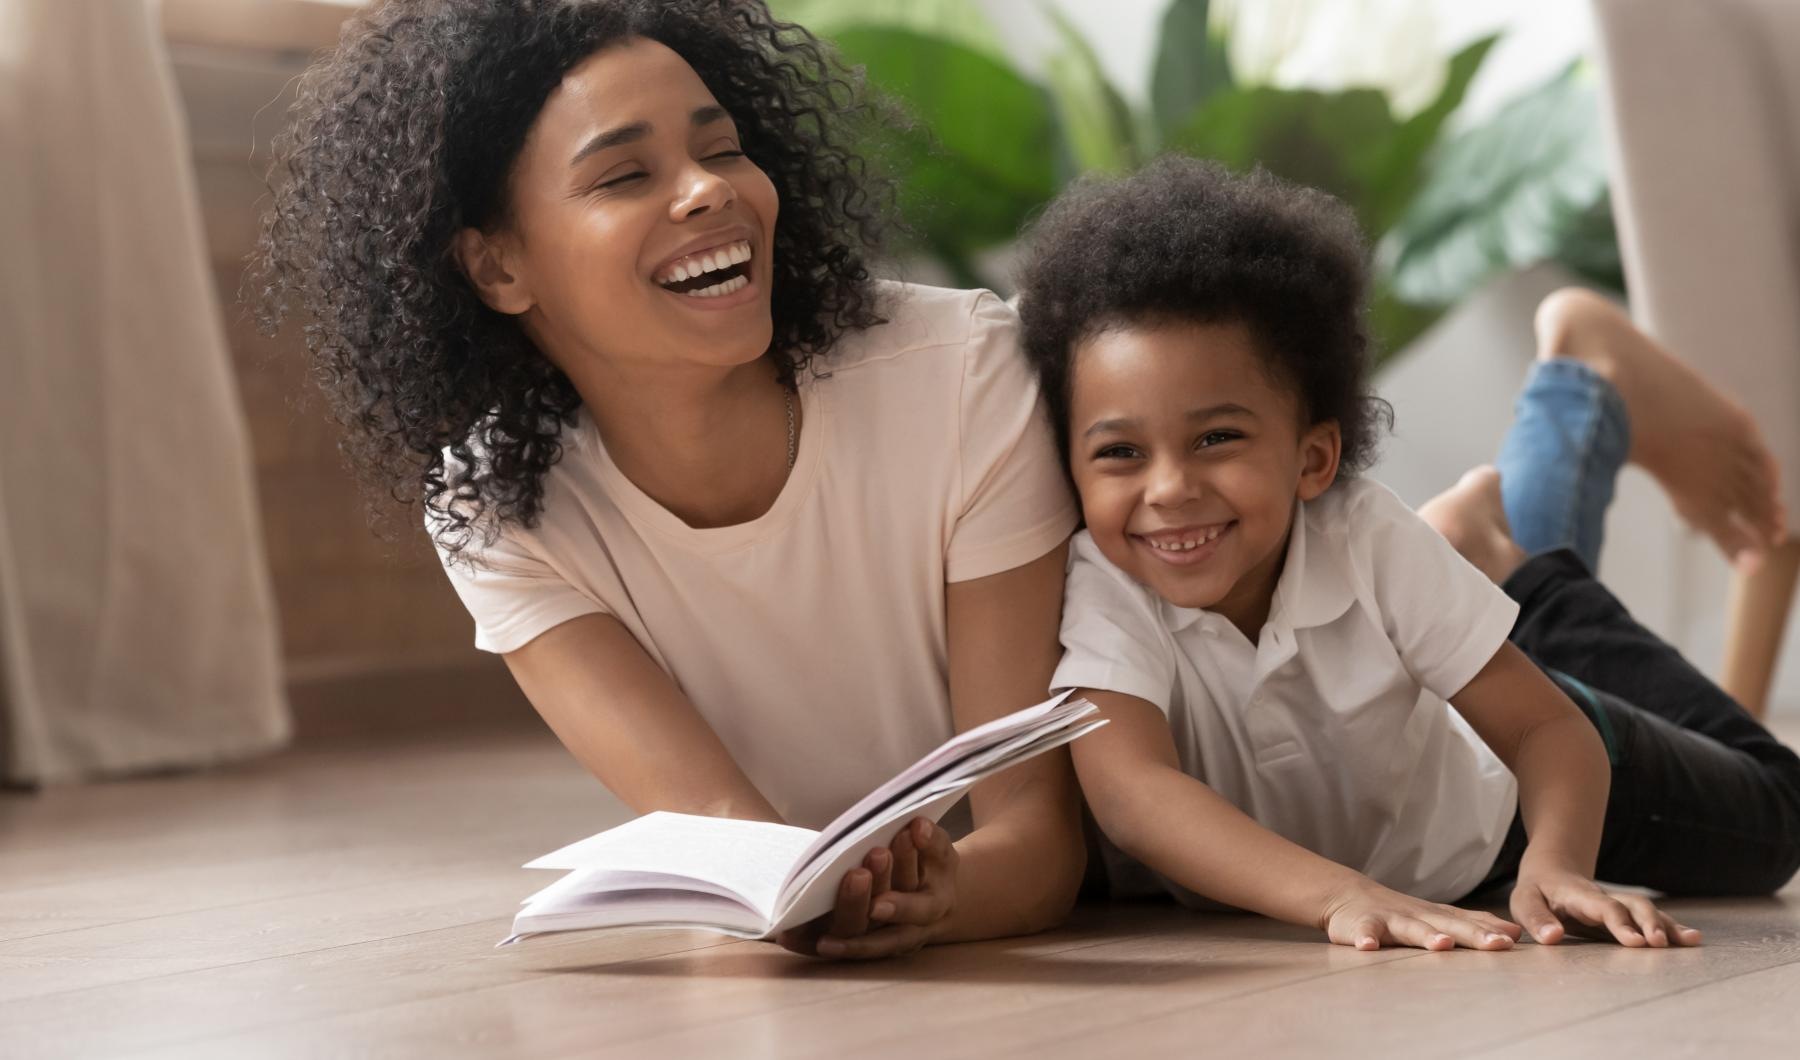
[653, 239, 754, 299]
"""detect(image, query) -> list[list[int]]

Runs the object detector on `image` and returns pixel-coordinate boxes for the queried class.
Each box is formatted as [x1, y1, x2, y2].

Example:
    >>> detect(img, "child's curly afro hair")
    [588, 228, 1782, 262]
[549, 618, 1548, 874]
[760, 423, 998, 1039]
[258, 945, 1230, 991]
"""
[1016, 155, 1391, 479]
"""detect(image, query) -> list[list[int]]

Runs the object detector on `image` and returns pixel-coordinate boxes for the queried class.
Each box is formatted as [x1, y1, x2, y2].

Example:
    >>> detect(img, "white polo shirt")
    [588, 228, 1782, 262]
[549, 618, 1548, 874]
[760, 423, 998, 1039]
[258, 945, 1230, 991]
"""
[1054, 477, 1521, 903]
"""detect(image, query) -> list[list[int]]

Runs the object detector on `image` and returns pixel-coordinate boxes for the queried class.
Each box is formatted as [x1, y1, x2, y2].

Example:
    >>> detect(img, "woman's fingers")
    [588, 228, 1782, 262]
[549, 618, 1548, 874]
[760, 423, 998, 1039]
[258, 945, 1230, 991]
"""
[889, 826, 920, 891]
[868, 887, 951, 926]
[816, 923, 931, 960]
[912, 818, 957, 882]
[826, 867, 872, 940]
[864, 846, 892, 901]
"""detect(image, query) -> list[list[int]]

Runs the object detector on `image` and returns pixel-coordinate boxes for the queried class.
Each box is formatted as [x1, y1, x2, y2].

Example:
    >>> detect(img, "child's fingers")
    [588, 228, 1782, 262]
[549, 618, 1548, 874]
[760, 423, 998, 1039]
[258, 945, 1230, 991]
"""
[826, 867, 872, 940]
[1571, 895, 1646, 947]
[1618, 894, 1669, 947]
[1662, 914, 1703, 947]
[1473, 912, 1524, 940]
[889, 827, 921, 891]
[1343, 916, 1385, 950]
[1422, 912, 1513, 950]
[1510, 885, 1563, 944]
[1387, 915, 1454, 951]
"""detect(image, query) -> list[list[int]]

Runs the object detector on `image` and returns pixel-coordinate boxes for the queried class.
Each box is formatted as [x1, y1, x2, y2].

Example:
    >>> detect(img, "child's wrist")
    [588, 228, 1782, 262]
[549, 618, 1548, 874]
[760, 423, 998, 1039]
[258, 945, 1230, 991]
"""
[1312, 870, 1387, 932]
[1518, 843, 1593, 878]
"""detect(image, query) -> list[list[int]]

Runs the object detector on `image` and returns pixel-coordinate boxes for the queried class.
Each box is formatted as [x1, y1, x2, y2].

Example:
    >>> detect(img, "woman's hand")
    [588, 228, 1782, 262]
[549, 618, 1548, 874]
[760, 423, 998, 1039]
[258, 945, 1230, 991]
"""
[774, 818, 958, 959]
[1321, 878, 1522, 951]
[1511, 865, 1702, 947]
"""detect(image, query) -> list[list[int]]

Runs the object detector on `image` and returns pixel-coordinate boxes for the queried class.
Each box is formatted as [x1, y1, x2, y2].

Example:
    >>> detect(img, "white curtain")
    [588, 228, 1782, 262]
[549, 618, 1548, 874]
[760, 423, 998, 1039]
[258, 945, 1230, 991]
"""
[0, 0, 289, 783]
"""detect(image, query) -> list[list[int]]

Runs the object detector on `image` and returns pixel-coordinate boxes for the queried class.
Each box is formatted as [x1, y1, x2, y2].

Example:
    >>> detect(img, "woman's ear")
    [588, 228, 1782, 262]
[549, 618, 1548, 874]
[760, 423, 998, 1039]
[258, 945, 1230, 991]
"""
[454, 227, 534, 315]
[1296, 419, 1342, 502]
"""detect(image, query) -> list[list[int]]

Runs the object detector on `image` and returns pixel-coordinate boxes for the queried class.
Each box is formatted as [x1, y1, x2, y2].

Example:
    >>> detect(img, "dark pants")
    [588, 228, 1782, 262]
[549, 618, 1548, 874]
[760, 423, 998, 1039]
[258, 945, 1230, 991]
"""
[1474, 548, 1800, 896]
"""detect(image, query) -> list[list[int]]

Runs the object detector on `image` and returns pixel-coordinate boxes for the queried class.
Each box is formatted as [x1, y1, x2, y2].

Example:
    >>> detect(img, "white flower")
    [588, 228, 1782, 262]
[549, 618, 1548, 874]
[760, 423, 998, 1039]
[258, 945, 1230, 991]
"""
[1213, 0, 1448, 119]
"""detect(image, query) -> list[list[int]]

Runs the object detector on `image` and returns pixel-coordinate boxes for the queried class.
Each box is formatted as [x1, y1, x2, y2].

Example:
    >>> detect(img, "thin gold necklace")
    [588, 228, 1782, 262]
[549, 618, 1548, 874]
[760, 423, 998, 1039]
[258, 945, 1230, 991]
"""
[783, 386, 797, 471]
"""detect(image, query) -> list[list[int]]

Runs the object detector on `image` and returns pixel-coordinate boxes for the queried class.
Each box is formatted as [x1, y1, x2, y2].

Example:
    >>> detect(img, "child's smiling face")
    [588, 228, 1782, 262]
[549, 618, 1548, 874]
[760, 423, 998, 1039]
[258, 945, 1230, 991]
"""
[1068, 319, 1341, 636]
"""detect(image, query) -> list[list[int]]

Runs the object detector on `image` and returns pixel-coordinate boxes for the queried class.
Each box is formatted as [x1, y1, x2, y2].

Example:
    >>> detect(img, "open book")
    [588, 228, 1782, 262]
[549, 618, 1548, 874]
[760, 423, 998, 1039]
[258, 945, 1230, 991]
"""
[501, 692, 1103, 944]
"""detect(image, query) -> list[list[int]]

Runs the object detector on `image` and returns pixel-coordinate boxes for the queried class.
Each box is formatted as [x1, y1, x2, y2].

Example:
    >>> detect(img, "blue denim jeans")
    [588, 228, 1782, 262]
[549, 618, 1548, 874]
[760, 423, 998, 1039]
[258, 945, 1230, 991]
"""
[1470, 361, 1800, 897]
[1494, 359, 1631, 573]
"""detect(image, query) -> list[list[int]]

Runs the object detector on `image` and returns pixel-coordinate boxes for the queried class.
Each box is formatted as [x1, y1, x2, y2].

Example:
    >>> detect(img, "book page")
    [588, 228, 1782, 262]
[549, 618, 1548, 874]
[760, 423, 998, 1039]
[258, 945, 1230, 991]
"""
[792, 691, 1080, 872]
[523, 812, 819, 920]
[769, 786, 968, 932]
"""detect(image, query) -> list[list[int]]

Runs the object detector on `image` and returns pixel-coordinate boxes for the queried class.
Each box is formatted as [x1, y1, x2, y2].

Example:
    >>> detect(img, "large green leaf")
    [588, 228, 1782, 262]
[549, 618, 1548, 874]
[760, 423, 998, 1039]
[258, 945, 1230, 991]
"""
[828, 26, 1058, 256]
[1150, 0, 1233, 147]
[1379, 64, 1611, 306]
[1041, 3, 1141, 175]
[1166, 85, 1399, 234]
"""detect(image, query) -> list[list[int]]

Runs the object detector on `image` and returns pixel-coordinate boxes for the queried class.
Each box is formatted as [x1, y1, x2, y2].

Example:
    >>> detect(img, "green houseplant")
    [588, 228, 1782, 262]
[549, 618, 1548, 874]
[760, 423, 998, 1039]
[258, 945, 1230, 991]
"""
[771, 0, 1622, 359]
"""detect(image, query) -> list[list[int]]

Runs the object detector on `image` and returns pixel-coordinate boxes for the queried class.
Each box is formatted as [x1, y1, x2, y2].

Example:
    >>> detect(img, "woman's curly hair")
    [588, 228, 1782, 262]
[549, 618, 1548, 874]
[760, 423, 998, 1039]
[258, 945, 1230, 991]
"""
[250, 0, 892, 556]
[1016, 156, 1392, 481]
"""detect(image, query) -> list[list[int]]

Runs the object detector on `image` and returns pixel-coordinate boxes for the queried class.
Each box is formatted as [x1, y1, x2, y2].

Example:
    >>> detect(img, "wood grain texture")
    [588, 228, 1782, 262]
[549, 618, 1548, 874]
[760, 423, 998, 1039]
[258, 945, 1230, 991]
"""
[3, 697, 1795, 1060]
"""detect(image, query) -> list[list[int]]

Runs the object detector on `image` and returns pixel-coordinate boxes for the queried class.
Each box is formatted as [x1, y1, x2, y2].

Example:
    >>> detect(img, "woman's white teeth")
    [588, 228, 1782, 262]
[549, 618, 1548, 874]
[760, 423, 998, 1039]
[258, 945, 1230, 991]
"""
[686, 274, 749, 298]
[659, 240, 753, 286]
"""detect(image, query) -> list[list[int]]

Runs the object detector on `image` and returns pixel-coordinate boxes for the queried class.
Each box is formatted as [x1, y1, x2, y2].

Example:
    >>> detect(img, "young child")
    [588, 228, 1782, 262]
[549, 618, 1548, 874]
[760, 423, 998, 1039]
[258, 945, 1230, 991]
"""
[1016, 157, 1800, 951]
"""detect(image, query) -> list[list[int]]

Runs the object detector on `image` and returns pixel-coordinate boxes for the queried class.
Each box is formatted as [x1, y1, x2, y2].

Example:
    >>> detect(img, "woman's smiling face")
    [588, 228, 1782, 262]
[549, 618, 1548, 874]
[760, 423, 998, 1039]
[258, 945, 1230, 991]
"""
[1068, 319, 1341, 635]
[463, 37, 780, 375]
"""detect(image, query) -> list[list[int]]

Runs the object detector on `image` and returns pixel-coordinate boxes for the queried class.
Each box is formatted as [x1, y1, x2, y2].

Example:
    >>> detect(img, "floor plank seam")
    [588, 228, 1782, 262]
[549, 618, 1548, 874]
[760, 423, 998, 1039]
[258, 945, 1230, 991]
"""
[1457, 952, 1799, 1058]
[5, 915, 541, 1004]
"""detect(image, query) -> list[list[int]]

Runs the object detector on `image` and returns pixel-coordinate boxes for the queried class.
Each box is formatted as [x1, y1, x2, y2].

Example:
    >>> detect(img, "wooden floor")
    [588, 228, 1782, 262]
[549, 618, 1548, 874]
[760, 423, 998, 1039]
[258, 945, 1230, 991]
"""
[5, 668, 1798, 1059]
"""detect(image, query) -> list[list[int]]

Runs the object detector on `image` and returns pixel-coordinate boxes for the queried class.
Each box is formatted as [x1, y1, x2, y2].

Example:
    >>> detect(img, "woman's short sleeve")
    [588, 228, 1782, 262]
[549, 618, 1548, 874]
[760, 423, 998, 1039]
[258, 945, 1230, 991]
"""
[943, 293, 1079, 583]
[428, 514, 609, 654]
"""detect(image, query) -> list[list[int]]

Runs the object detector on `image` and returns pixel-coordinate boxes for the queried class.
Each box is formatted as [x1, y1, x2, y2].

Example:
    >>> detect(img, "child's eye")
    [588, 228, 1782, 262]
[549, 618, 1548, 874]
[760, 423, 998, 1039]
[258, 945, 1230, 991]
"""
[1092, 444, 1141, 461]
[1196, 430, 1241, 449]
[705, 149, 746, 161]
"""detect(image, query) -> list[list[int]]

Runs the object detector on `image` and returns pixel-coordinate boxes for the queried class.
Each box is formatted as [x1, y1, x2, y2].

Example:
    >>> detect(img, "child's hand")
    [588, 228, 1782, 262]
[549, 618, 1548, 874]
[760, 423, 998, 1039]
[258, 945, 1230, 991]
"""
[1510, 866, 1702, 947]
[1322, 879, 1522, 951]
[774, 818, 957, 960]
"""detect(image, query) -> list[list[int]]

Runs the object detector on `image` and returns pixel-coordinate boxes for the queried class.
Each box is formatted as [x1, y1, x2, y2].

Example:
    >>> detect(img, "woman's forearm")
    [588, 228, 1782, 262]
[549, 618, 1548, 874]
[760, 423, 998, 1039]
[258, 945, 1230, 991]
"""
[931, 760, 1086, 943]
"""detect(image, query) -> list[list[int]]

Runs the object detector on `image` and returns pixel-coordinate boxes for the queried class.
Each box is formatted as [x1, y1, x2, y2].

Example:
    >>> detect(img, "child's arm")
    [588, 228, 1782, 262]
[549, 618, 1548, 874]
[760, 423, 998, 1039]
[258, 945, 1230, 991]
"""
[1074, 689, 1521, 951]
[1449, 643, 1702, 947]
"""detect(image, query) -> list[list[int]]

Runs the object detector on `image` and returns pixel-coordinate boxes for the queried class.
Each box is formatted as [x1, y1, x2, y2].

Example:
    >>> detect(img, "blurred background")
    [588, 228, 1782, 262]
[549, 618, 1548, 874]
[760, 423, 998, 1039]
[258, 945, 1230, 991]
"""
[4, 0, 1795, 785]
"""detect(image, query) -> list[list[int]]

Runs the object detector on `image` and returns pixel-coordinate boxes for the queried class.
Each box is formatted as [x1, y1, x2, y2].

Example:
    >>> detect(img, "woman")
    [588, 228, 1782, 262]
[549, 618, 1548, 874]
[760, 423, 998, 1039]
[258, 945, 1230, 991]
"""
[252, 0, 1084, 959]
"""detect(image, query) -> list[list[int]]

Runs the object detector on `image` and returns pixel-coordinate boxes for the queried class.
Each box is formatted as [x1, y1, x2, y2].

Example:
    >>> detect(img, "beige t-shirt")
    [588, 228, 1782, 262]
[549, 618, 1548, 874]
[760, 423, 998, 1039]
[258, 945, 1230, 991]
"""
[435, 282, 1078, 828]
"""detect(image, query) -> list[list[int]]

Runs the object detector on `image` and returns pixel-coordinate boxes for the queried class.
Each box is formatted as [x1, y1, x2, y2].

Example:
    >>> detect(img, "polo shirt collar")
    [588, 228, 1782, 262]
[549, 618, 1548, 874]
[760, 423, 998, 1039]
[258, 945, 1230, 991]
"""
[1157, 495, 1357, 636]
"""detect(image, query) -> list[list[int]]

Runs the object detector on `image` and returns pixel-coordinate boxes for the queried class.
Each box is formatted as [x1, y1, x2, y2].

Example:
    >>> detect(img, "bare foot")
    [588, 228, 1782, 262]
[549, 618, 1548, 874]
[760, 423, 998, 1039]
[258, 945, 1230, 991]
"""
[1419, 466, 1527, 584]
[1534, 288, 1786, 564]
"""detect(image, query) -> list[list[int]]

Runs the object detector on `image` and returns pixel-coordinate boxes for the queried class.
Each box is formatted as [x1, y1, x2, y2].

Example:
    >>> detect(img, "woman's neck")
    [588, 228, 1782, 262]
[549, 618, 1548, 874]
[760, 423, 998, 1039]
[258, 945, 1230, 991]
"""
[572, 354, 797, 530]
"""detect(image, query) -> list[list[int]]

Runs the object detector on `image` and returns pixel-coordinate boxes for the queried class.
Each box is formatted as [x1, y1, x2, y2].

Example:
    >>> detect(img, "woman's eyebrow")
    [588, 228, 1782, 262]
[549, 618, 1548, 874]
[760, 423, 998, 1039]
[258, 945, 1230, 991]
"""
[569, 106, 733, 168]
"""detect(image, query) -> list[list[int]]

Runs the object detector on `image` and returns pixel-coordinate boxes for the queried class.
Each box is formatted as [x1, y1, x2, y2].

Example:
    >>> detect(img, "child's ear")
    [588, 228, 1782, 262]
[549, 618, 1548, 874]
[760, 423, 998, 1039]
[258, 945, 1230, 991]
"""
[454, 227, 535, 315]
[1296, 419, 1342, 502]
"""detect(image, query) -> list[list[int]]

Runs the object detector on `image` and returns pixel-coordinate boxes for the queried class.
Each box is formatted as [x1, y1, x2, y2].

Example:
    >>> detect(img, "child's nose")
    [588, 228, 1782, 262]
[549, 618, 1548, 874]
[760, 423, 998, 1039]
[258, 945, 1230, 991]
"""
[1144, 456, 1198, 507]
